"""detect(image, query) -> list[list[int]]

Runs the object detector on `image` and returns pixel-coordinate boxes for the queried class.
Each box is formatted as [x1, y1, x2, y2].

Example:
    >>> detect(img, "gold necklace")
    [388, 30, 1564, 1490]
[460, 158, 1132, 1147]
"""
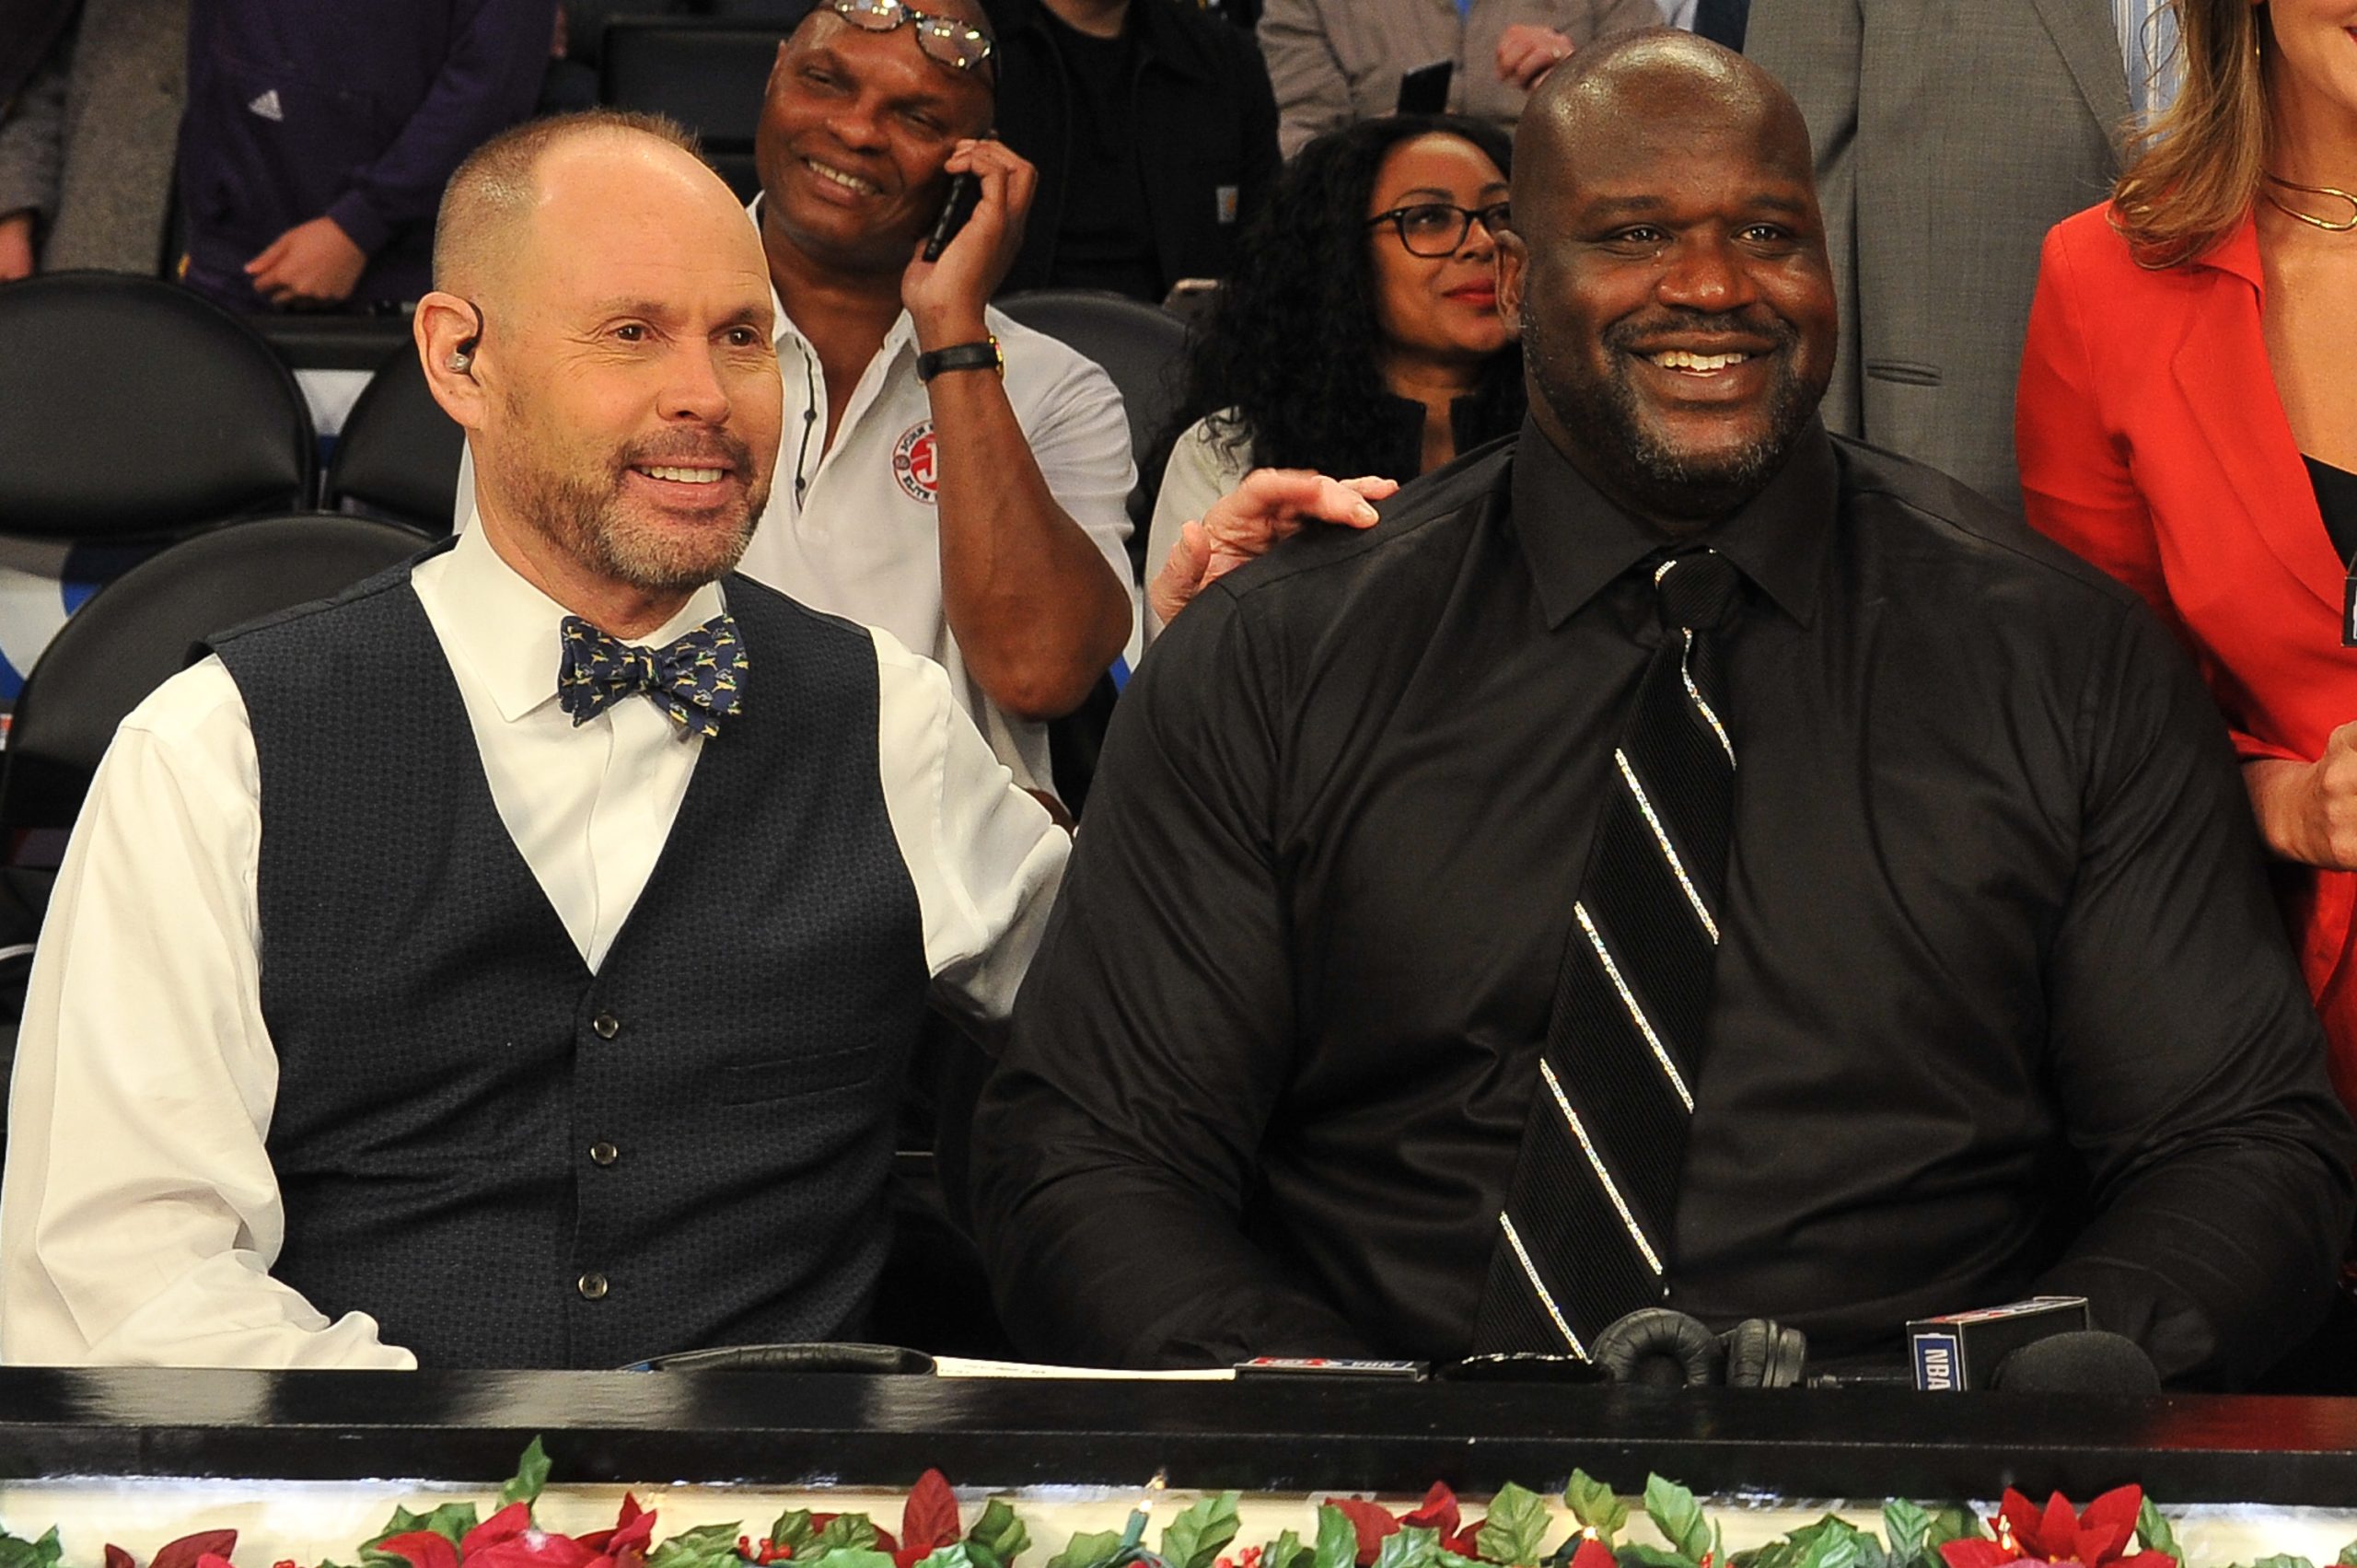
[2263, 172, 2357, 232]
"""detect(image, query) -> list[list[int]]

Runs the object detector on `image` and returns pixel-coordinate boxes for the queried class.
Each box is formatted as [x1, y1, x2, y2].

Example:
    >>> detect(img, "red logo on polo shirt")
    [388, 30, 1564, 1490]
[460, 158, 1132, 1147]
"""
[893, 421, 939, 505]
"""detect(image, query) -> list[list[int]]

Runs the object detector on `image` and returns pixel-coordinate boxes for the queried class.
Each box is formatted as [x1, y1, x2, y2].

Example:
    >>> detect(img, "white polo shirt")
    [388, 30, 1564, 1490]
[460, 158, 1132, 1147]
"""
[456, 205, 1138, 795]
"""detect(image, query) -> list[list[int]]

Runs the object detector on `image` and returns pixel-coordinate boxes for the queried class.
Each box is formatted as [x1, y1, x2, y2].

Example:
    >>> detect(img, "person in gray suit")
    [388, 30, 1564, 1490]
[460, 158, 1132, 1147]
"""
[1744, 0, 2134, 510]
[0, 0, 189, 281]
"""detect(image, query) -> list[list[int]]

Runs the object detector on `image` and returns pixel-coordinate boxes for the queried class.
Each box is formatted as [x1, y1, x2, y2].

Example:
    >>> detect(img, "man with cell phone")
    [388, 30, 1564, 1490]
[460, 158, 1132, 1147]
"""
[454, 0, 1138, 802]
[737, 0, 1135, 801]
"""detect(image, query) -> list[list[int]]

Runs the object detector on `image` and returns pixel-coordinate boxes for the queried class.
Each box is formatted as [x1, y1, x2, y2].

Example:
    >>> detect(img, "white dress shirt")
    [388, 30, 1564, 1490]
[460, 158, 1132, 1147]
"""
[0, 523, 1068, 1369]
[453, 200, 1140, 795]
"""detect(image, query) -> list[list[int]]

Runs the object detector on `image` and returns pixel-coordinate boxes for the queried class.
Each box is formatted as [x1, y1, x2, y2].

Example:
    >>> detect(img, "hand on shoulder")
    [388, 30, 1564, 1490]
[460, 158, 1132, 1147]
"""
[1145, 468, 1397, 628]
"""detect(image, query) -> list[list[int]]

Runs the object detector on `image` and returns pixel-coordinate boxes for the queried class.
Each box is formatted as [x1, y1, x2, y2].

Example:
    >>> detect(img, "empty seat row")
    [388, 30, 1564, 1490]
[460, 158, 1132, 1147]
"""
[0, 272, 465, 542]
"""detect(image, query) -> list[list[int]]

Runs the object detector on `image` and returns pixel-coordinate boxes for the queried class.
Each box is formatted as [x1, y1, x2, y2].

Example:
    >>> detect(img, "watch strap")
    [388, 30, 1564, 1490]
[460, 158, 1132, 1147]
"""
[917, 337, 1004, 383]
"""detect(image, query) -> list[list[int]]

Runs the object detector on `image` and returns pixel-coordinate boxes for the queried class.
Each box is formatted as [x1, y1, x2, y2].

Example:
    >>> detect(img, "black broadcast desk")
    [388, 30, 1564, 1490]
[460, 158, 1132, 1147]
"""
[2, 1368, 2355, 1502]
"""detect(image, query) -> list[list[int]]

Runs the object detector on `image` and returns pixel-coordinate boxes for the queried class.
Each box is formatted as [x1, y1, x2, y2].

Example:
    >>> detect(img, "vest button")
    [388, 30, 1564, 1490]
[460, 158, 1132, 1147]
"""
[577, 1272, 610, 1300]
[591, 1012, 620, 1040]
[589, 1141, 620, 1167]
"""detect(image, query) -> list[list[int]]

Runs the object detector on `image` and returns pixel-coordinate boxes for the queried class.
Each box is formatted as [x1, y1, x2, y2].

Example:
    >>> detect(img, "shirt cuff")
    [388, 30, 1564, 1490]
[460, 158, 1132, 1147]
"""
[324, 192, 392, 260]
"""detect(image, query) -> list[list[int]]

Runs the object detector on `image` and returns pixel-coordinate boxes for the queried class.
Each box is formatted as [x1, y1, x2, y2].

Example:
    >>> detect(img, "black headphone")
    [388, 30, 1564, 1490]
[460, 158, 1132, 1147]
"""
[1590, 1307, 1807, 1388]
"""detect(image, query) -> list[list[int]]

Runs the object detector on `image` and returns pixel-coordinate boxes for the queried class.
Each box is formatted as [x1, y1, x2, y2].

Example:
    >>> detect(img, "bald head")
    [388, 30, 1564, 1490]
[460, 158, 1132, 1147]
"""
[1492, 27, 1835, 529]
[1513, 29, 1812, 231]
[434, 110, 716, 306]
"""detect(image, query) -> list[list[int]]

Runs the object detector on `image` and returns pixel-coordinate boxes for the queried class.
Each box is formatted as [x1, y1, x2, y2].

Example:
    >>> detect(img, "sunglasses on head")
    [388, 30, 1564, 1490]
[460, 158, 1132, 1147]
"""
[827, 0, 994, 75]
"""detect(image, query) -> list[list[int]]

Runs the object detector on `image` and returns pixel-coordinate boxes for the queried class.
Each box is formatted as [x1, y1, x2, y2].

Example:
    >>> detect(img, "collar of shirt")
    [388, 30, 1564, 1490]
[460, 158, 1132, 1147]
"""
[746, 194, 922, 364]
[421, 517, 728, 726]
[1509, 415, 1838, 632]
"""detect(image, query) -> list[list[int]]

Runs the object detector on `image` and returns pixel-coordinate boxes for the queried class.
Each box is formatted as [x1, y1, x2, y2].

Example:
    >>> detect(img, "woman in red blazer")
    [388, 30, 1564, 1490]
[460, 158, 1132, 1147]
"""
[2017, 0, 2357, 1110]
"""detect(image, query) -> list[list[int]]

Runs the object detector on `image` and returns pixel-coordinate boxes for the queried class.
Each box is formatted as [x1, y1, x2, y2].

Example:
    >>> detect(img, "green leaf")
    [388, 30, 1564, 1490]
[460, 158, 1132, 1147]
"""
[1162, 1493, 1245, 1568]
[917, 1546, 978, 1568]
[2137, 1501, 2181, 1562]
[802, 1551, 898, 1568]
[1882, 1504, 1931, 1568]
[647, 1523, 748, 1568]
[1373, 1527, 1444, 1568]
[2245, 1555, 2316, 1568]
[1732, 1541, 1800, 1568]
[1624, 1546, 1701, 1568]
[1789, 1520, 1868, 1568]
[773, 1513, 822, 1553]
[814, 1516, 884, 1555]
[1046, 1529, 1126, 1568]
[1565, 1475, 1631, 1545]
[1478, 1484, 1554, 1567]
[2335, 1546, 2357, 1568]
[495, 1437, 552, 1510]
[1643, 1478, 1711, 1566]
[1266, 1528, 1309, 1568]
[1922, 1511, 1980, 1551]
[970, 1498, 1032, 1568]
[0, 1528, 60, 1568]
[1314, 1506, 1362, 1568]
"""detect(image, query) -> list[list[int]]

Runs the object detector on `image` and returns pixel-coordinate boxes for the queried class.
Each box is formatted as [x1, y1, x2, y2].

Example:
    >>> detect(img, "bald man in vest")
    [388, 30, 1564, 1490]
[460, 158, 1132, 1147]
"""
[0, 110, 1068, 1369]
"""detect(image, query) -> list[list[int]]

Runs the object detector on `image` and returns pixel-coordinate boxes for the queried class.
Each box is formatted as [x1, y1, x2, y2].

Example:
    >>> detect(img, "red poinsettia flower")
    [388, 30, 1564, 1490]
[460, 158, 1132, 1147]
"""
[1938, 1488, 2172, 1568]
[1331, 1500, 1402, 1567]
[1399, 1484, 1480, 1558]
[459, 1503, 598, 1568]
[575, 1494, 647, 1554]
[376, 1531, 460, 1568]
[1569, 1539, 1617, 1568]
[900, 1469, 963, 1566]
[587, 1499, 659, 1568]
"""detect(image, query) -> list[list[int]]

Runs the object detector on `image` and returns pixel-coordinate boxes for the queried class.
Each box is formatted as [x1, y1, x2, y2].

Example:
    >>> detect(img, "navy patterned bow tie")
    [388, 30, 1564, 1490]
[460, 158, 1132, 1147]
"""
[556, 613, 746, 738]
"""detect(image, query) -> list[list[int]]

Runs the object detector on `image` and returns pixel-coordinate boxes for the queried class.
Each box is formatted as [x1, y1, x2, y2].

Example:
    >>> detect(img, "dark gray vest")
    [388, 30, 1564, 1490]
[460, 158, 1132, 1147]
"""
[210, 552, 929, 1368]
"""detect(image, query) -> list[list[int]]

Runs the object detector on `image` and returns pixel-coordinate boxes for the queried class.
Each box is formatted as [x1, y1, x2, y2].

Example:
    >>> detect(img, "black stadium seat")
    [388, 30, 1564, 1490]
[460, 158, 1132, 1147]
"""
[0, 513, 431, 838]
[325, 345, 465, 534]
[600, 17, 800, 203]
[996, 288, 1191, 484]
[0, 273, 315, 540]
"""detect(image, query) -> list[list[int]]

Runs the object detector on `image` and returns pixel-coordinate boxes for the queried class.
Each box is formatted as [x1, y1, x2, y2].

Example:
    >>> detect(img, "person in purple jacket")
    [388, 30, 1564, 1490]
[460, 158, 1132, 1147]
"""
[174, 0, 556, 312]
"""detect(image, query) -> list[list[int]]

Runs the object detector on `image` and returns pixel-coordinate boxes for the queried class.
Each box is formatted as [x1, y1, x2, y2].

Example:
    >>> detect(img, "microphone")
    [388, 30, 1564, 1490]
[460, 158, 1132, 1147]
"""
[1988, 1330, 2162, 1394]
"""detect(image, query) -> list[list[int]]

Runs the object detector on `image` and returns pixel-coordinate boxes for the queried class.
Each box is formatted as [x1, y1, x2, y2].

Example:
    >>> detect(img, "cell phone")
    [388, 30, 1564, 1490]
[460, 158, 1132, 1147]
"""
[1397, 59, 1452, 114]
[923, 155, 987, 262]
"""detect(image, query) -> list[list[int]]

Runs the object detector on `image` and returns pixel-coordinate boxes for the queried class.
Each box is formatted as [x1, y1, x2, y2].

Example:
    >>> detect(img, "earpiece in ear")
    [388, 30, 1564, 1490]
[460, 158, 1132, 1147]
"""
[447, 351, 473, 373]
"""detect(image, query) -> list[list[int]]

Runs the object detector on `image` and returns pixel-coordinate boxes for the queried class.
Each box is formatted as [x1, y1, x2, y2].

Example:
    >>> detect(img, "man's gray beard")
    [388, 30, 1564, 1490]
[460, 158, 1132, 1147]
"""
[513, 465, 764, 597]
[1525, 310, 1813, 521]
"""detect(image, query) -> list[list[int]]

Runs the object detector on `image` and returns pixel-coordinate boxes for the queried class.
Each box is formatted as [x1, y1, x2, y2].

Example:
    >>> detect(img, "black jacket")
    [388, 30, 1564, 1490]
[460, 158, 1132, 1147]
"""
[986, 0, 1280, 299]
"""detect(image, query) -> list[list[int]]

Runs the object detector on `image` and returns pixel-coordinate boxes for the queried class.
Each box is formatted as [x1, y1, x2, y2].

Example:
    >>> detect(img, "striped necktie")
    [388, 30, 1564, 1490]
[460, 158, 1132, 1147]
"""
[1472, 550, 1743, 1357]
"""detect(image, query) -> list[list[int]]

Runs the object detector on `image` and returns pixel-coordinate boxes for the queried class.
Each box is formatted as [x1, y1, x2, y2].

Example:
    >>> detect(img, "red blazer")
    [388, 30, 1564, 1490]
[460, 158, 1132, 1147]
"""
[2017, 201, 2357, 1109]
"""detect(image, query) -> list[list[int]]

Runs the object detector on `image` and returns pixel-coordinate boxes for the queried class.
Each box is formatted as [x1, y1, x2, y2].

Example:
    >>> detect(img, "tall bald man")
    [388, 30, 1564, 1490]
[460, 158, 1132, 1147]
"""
[970, 32, 2356, 1385]
[0, 110, 1068, 1369]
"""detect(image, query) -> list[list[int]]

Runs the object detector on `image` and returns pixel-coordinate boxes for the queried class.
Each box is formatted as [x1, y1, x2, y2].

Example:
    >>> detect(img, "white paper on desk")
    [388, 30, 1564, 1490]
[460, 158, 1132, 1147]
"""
[933, 1355, 1237, 1380]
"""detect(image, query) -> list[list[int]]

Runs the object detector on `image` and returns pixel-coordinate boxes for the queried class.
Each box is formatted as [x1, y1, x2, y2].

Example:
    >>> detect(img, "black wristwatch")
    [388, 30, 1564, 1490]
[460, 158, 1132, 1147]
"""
[916, 336, 1004, 383]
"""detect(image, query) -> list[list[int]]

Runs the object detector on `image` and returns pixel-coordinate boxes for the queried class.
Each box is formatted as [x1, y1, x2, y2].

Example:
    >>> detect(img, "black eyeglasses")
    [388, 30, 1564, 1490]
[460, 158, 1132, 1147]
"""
[1366, 201, 1512, 257]
[829, 0, 994, 75]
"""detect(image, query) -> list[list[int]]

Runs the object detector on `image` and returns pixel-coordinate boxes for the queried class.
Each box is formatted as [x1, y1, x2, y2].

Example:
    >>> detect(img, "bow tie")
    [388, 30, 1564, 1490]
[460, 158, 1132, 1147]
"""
[556, 612, 746, 738]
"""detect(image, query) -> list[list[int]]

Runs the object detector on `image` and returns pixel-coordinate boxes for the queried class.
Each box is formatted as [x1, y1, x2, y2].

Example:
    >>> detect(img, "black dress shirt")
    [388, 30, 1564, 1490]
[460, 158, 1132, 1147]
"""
[970, 421, 2357, 1385]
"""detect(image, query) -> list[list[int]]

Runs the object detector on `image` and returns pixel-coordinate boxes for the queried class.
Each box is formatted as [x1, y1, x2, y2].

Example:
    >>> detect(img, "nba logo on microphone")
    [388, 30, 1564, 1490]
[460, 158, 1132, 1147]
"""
[894, 421, 940, 505]
[1912, 1333, 1961, 1391]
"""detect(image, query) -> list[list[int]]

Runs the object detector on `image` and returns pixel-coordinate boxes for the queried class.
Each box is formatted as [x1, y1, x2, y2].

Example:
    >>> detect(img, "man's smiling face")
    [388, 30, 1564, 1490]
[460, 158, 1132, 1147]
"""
[754, 9, 994, 274]
[1500, 37, 1836, 525]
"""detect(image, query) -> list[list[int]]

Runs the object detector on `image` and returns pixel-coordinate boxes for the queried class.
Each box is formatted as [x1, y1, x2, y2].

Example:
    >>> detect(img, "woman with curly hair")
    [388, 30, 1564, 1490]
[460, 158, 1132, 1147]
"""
[1142, 114, 1522, 637]
[2015, 0, 2357, 1122]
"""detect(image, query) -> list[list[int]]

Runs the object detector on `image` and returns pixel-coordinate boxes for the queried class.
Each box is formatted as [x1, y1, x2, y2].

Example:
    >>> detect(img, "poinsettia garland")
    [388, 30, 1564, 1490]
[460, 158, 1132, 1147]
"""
[0, 1443, 2351, 1568]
